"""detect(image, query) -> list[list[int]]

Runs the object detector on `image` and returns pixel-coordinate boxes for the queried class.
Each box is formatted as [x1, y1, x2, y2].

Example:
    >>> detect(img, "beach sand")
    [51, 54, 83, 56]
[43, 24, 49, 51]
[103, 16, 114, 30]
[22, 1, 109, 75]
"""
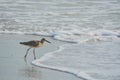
[0, 34, 81, 80]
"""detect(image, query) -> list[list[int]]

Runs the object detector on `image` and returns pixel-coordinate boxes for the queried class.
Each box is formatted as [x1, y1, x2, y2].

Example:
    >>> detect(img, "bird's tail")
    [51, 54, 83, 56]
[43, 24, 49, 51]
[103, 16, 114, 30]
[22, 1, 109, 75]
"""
[20, 42, 28, 45]
[20, 42, 24, 44]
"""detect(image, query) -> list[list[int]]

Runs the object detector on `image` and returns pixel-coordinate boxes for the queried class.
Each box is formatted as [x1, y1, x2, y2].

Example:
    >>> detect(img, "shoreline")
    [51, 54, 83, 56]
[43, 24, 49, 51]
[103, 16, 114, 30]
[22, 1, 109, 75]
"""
[31, 43, 95, 80]
[0, 34, 81, 80]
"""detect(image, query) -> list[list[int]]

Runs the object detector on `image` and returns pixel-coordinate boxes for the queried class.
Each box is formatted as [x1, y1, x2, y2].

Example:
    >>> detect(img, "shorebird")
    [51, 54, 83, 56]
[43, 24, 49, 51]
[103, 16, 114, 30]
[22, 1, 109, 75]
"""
[20, 38, 51, 60]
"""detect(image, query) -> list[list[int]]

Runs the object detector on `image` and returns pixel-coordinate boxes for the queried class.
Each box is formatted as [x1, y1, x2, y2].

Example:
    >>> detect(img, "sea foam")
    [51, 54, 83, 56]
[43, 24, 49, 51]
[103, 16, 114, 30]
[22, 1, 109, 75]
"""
[0, 29, 119, 43]
[32, 44, 98, 80]
[32, 39, 120, 80]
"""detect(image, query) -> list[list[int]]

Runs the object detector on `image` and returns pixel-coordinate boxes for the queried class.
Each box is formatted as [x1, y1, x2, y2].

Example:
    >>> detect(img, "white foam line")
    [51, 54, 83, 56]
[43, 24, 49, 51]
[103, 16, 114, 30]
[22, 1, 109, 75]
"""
[31, 44, 98, 80]
[32, 61, 89, 80]
[0, 31, 53, 37]
[36, 44, 70, 62]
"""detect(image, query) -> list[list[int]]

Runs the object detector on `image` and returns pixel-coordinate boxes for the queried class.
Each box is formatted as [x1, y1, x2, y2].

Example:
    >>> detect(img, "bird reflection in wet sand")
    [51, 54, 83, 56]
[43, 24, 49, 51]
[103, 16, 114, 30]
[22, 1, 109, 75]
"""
[22, 66, 41, 79]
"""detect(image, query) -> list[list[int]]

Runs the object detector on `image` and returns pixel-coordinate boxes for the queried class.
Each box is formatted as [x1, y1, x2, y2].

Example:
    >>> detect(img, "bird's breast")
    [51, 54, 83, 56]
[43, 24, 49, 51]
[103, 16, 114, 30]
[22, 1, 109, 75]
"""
[38, 43, 43, 47]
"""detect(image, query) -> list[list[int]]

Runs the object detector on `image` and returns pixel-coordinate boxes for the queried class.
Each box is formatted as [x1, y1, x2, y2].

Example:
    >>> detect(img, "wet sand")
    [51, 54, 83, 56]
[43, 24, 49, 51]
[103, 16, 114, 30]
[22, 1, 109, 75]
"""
[0, 34, 81, 80]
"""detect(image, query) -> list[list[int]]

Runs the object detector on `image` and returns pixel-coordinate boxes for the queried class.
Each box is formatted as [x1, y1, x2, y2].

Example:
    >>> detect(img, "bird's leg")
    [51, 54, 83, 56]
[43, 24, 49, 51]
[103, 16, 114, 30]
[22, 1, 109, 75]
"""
[24, 47, 31, 59]
[33, 48, 36, 60]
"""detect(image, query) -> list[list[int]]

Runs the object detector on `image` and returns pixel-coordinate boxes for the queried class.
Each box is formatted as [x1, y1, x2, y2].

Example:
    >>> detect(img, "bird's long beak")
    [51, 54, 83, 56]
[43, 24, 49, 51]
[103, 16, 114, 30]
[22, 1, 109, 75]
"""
[45, 40, 51, 43]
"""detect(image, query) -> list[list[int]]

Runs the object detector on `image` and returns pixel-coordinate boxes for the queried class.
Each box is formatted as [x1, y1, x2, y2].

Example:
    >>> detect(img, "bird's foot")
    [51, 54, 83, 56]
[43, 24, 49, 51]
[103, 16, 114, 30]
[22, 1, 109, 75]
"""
[34, 57, 36, 60]
[24, 55, 27, 58]
[24, 57, 27, 62]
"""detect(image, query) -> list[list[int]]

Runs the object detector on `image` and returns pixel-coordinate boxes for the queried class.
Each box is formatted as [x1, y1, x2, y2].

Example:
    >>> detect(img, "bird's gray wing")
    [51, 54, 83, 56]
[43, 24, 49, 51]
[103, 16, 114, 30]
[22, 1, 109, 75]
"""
[22, 40, 39, 47]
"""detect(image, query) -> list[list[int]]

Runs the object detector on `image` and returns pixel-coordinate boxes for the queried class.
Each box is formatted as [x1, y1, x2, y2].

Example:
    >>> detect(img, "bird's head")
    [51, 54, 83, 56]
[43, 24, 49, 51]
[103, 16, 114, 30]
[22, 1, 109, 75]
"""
[41, 38, 51, 43]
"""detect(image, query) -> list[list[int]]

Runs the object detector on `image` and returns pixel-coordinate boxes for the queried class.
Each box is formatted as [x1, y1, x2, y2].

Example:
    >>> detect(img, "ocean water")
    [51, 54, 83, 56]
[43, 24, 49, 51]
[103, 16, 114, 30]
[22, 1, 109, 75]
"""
[0, 0, 120, 80]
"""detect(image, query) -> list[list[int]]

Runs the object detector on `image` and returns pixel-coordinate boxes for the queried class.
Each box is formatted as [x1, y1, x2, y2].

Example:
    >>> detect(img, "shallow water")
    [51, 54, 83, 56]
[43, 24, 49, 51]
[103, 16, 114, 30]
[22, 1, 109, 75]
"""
[33, 40, 120, 80]
[0, 0, 120, 80]
[0, 0, 120, 43]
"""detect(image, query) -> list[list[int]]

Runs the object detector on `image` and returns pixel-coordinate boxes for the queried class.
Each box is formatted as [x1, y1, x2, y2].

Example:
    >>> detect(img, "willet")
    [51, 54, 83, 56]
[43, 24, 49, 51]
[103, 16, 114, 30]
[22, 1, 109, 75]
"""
[20, 38, 51, 60]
